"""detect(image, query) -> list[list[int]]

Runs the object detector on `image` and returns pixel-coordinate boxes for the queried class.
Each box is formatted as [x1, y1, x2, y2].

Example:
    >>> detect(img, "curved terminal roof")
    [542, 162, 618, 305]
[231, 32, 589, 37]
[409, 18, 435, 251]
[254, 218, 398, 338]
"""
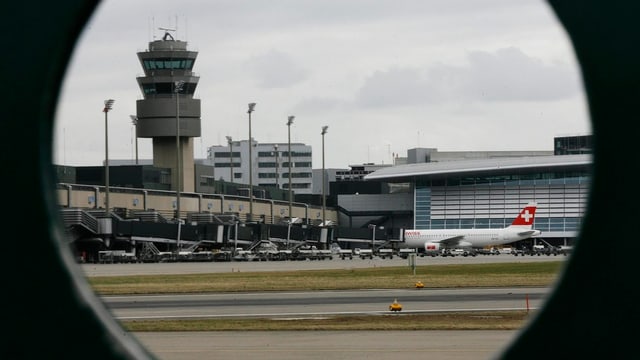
[363, 154, 592, 183]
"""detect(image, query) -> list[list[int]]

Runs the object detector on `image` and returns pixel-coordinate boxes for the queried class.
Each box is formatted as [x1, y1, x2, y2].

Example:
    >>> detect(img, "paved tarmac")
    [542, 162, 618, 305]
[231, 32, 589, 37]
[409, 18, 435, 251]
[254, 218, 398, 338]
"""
[81, 253, 565, 277]
[132, 330, 519, 360]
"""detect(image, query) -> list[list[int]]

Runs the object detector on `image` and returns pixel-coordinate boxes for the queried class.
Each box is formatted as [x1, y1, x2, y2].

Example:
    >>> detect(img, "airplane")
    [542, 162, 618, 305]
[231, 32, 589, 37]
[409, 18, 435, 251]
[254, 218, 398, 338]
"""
[402, 202, 541, 256]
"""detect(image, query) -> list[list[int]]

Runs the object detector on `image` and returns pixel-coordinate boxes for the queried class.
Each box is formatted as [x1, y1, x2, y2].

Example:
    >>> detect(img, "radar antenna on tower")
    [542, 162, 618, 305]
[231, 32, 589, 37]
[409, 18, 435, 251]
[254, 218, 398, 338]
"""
[159, 27, 176, 41]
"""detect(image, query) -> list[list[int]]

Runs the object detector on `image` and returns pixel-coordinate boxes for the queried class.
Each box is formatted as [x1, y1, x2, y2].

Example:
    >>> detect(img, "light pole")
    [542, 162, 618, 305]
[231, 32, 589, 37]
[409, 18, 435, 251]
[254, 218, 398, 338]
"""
[226, 135, 233, 182]
[321, 125, 328, 226]
[129, 115, 138, 165]
[369, 223, 376, 250]
[274, 144, 279, 189]
[103, 99, 114, 216]
[247, 102, 256, 222]
[174, 80, 185, 222]
[287, 115, 294, 219]
[175, 80, 185, 251]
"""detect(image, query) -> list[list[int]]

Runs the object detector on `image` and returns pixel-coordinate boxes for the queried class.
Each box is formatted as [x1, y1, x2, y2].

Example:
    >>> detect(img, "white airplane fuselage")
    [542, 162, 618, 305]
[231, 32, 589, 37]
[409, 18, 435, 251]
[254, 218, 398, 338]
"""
[402, 203, 540, 253]
[403, 227, 542, 251]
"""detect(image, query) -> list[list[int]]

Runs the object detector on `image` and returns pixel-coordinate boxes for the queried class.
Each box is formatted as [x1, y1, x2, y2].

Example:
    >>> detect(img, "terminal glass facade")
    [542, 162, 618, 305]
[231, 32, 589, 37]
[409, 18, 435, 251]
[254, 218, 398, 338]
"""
[414, 173, 590, 235]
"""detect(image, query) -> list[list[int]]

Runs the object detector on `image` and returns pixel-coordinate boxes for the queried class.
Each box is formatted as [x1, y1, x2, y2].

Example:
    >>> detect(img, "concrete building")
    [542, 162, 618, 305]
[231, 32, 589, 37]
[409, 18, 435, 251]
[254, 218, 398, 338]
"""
[207, 140, 313, 195]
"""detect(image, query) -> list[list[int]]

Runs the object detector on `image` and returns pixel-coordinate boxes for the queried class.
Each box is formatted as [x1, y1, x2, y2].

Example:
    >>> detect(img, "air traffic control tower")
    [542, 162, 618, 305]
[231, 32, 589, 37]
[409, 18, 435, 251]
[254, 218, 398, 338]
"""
[135, 30, 201, 192]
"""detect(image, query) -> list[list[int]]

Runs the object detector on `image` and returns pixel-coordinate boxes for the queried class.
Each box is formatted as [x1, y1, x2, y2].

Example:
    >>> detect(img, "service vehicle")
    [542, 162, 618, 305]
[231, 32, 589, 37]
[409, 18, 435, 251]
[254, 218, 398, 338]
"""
[359, 249, 374, 259]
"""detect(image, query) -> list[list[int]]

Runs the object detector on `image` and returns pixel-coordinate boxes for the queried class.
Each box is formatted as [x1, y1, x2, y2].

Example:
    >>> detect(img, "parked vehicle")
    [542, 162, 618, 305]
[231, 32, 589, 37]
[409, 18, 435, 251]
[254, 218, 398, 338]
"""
[359, 249, 374, 259]
[398, 248, 417, 259]
[499, 247, 513, 254]
[557, 245, 573, 256]
[377, 248, 394, 259]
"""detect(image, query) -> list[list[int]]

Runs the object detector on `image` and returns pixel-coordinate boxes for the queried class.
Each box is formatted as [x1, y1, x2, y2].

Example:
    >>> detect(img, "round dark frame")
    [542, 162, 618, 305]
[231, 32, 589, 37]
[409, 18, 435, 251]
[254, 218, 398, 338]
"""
[3, 1, 637, 358]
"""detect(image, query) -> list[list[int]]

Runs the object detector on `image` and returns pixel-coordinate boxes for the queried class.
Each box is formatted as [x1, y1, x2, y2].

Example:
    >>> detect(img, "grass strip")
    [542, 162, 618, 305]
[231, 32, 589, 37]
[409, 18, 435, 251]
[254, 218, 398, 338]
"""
[122, 311, 533, 332]
[88, 261, 564, 295]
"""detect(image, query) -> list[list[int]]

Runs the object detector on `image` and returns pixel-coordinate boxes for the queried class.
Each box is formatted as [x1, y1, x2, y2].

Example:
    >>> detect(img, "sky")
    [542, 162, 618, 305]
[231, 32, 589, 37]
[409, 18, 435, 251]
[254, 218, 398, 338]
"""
[53, 0, 591, 169]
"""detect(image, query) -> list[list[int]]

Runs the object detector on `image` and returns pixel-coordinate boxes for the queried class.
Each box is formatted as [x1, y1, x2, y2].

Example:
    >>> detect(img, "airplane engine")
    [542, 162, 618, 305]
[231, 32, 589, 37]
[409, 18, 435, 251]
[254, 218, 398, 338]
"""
[424, 242, 441, 252]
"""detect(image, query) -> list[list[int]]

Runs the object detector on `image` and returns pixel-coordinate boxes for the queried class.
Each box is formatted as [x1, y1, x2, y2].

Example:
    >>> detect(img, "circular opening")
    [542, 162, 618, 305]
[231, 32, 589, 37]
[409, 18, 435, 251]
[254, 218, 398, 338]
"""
[49, 1, 593, 359]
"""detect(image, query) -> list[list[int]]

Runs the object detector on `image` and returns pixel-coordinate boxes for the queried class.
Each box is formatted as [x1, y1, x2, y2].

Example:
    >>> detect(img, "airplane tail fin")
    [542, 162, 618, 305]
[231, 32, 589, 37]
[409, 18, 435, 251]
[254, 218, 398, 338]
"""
[509, 202, 537, 227]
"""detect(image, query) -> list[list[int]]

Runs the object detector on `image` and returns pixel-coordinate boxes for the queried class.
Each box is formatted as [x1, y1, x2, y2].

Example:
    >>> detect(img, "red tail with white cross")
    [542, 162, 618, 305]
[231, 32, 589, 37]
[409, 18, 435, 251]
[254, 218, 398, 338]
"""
[510, 203, 537, 227]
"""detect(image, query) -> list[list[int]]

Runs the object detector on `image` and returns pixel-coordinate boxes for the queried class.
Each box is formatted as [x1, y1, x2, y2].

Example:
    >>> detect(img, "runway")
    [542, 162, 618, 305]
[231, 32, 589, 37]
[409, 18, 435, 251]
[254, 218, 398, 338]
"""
[105, 287, 548, 320]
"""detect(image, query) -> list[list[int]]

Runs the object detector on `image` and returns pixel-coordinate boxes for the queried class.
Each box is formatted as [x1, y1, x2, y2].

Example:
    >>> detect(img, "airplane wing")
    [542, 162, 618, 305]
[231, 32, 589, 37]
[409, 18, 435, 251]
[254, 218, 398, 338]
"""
[437, 235, 465, 248]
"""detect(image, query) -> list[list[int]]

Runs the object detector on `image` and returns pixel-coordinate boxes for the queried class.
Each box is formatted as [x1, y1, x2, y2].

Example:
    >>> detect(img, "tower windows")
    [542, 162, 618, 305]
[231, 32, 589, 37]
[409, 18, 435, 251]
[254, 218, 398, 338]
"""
[140, 82, 197, 96]
[143, 58, 194, 71]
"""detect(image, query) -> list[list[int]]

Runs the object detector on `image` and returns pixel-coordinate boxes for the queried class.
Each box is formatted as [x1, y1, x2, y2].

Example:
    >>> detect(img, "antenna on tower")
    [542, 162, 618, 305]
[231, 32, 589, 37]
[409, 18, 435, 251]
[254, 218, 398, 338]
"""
[159, 27, 175, 41]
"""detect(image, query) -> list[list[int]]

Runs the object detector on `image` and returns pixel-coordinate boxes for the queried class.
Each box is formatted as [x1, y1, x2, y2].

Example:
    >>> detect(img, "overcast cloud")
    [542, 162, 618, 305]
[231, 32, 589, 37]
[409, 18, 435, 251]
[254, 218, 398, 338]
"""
[54, 0, 590, 168]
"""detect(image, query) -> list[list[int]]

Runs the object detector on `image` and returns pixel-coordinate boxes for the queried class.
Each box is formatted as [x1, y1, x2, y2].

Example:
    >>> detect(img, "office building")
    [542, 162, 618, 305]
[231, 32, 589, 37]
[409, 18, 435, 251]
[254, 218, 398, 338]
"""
[207, 140, 313, 195]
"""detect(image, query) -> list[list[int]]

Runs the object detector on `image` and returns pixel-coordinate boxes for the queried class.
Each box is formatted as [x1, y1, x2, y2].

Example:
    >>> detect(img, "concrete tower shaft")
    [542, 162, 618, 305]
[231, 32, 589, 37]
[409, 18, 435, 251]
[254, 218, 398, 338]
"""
[135, 31, 201, 192]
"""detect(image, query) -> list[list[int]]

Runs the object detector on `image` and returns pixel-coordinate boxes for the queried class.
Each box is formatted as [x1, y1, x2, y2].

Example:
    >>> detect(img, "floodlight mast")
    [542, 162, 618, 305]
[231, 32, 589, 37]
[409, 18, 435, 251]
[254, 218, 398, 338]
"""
[321, 125, 328, 227]
[247, 103, 256, 222]
[274, 144, 280, 189]
[174, 80, 185, 251]
[174, 80, 185, 222]
[226, 136, 233, 181]
[287, 115, 295, 220]
[103, 99, 115, 216]
[129, 115, 138, 165]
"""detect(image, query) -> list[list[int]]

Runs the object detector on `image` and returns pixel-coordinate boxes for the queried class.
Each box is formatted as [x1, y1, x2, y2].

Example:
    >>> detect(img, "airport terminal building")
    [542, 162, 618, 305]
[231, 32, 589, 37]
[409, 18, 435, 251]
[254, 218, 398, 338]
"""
[358, 153, 591, 247]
